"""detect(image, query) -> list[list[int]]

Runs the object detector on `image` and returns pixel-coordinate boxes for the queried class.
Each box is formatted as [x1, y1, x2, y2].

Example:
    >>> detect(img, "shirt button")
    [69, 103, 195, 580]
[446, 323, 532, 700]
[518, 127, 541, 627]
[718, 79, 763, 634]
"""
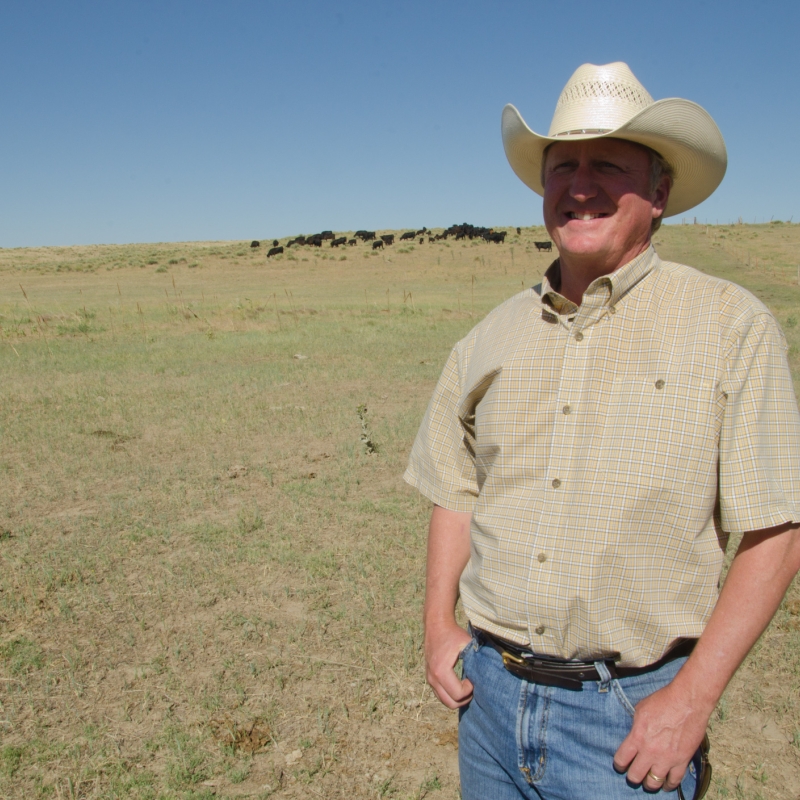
[562, 404, 571, 415]
[575, 332, 584, 342]
[551, 478, 561, 488]
[537, 553, 547, 563]
[655, 379, 665, 390]
[535, 625, 546, 635]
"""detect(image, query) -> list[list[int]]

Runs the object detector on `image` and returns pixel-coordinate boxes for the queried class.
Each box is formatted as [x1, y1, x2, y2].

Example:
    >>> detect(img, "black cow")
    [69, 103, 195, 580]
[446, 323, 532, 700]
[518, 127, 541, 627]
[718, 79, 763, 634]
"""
[534, 241, 553, 252]
[487, 231, 507, 244]
[273, 240, 279, 247]
[331, 237, 347, 247]
[308, 235, 323, 247]
[380, 234, 395, 245]
[516, 227, 521, 235]
[320, 231, 334, 240]
[348, 239, 357, 246]
[267, 246, 284, 257]
[372, 240, 384, 249]
[399, 231, 416, 241]
[250, 240, 260, 248]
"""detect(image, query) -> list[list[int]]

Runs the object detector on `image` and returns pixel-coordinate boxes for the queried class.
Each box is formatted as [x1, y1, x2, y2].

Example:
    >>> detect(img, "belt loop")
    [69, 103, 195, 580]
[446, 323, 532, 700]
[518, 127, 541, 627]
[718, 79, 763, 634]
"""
[594, 660, 613, 693]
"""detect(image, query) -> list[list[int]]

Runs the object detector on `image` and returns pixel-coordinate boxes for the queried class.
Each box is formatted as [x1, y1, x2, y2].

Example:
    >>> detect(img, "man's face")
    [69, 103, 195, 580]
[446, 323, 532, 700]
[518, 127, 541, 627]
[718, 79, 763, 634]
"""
[542, 138, 670, 275]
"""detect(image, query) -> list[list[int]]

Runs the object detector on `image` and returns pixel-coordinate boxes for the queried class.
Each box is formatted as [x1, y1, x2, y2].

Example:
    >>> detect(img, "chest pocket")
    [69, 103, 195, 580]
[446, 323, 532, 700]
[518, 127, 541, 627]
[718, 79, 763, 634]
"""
[596, 375, 718, 491]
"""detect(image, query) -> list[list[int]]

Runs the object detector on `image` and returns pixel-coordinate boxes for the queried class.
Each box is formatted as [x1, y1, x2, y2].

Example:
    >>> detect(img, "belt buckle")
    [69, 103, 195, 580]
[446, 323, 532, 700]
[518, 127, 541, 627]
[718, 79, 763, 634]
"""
[500, 650, 527, 669]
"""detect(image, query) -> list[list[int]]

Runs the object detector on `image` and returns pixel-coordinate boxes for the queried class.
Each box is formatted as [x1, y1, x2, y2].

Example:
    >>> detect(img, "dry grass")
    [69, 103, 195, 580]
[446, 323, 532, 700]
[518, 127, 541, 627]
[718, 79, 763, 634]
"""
[0, 223, 799, 799]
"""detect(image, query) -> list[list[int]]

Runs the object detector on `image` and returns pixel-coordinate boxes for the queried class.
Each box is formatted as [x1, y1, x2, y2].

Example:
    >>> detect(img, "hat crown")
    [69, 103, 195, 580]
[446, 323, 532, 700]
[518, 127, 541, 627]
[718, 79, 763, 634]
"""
[548, 62, 654, 137]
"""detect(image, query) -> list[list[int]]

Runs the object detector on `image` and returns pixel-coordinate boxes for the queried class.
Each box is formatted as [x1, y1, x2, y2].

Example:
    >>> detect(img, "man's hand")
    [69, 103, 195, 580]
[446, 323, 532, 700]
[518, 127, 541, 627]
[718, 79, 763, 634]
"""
[425, 620, 474, 709]
[613, 682, 711, 792]
[616, 522, 800, 792]
[423, 505, 474, 709]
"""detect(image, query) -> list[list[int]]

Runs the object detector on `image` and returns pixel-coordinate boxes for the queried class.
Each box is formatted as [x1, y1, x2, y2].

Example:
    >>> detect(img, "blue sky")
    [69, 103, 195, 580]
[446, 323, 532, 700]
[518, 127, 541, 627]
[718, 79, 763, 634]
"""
[2, 0, 798, 248]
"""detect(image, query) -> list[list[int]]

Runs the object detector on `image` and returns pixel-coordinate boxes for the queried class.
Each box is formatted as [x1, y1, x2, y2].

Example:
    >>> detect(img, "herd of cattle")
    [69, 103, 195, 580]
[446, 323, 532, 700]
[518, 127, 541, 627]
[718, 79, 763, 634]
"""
[250, 223, 553, 258]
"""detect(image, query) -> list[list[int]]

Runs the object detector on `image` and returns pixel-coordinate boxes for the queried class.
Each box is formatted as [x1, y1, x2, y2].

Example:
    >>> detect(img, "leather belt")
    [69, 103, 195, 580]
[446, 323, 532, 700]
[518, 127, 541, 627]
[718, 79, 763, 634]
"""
[474, 628, 696, 691]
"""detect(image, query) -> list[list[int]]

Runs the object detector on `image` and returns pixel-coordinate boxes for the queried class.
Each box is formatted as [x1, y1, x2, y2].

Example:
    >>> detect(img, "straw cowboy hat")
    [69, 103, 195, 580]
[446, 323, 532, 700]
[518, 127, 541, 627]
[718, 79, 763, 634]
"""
[502, 62, 727, 217]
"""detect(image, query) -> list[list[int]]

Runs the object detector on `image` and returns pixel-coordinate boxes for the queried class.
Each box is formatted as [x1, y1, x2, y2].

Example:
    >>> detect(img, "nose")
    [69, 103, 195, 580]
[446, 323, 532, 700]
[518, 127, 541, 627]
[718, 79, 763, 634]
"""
[568, 161, 598, 202]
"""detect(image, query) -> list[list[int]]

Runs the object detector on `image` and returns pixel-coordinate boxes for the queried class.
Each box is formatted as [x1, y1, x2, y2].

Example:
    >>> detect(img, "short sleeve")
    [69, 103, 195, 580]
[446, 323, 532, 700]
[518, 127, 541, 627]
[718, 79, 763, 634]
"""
[719, 312, 800, 532]
[404, 345, 479, 511]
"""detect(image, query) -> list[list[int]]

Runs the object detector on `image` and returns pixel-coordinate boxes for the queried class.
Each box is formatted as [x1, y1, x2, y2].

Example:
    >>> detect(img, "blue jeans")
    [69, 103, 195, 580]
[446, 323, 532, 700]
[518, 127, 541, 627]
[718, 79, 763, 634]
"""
[458, 635, 699, 800]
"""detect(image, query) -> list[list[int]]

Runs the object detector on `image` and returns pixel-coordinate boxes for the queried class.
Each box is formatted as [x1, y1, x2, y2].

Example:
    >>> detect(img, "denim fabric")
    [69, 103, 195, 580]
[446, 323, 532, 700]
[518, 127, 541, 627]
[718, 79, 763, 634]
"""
[458, 636, 698, 800]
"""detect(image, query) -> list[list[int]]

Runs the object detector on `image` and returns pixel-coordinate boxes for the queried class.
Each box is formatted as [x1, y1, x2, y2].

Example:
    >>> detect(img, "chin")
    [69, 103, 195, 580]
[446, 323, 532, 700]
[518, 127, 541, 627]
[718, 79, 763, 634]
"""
[556, 236, 606, 256]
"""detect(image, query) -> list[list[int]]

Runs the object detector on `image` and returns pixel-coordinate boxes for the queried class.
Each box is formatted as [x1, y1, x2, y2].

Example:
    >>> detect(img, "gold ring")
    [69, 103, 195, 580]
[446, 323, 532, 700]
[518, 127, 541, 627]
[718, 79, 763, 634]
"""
[647, 770, 664, 783]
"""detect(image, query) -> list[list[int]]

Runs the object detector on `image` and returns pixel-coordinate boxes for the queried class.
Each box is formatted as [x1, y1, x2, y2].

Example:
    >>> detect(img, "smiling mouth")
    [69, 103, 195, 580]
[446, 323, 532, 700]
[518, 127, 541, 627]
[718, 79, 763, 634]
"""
[566, 212, 608, 221]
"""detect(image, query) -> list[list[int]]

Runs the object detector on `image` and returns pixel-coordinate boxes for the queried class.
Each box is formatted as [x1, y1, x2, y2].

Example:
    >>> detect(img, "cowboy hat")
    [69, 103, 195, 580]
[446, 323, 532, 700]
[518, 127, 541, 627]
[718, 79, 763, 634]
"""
[502, 62, 727, 217]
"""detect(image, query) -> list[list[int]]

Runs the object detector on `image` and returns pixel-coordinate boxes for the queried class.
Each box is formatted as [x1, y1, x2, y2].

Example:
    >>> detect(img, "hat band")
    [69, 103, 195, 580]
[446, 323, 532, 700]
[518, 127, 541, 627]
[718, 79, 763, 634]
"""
[554, 128, 612, 137]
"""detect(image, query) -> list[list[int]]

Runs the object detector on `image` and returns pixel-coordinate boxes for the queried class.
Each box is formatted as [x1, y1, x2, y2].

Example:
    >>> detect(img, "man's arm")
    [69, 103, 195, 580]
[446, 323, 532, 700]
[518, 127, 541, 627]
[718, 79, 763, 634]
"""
[424, 504, 474, 709]
[614, 522, 800, 792]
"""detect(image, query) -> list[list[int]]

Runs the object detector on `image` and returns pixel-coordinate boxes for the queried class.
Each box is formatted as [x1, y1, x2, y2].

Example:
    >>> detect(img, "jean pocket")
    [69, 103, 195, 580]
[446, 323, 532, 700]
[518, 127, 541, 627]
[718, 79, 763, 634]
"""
[457, 634, 478, 680]
[611, 657, 688, 718]
[610, 678, 638, 717]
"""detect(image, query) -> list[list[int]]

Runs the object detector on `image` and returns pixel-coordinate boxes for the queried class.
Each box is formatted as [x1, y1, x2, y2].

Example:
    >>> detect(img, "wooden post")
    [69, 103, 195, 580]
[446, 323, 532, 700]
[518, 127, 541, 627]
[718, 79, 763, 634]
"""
[137, 302, 146, 341]
[273, 293, 281, 330]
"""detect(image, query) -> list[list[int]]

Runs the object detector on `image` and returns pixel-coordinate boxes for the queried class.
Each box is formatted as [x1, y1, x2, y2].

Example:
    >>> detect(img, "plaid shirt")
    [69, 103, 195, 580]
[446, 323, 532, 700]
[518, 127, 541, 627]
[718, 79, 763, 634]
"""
[405, 247, 800, 666]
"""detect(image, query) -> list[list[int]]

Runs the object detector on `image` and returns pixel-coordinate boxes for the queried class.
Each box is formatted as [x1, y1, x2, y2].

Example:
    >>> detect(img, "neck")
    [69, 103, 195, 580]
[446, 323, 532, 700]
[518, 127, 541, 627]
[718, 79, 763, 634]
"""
[556, 242, 651, 305]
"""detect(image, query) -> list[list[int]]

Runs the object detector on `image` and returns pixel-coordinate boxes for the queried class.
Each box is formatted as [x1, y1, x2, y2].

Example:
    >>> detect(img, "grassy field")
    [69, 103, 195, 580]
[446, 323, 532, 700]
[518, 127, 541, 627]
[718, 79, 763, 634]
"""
[1, 223, 799, 799]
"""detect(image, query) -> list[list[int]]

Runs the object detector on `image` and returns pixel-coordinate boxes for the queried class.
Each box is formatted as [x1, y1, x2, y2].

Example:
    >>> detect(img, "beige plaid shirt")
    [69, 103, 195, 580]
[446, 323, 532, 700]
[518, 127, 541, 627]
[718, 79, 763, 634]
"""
[405, 246, 800, 666]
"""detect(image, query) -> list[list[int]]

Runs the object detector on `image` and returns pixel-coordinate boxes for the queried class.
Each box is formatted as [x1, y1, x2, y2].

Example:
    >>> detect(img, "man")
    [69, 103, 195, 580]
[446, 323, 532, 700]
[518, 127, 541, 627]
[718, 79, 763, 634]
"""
[405, 62, 800, 799]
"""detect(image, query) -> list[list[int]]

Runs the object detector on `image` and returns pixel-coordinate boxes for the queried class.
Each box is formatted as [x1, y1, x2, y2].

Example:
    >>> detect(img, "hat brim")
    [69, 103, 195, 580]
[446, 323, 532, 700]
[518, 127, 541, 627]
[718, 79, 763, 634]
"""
[501, 98, 727, 218]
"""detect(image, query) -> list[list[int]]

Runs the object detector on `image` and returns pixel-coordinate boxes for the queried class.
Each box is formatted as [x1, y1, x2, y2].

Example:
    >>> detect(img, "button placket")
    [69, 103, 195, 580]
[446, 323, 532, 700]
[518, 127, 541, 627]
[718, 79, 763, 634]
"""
[531, 299, 594, 641]
[548, 323, 588, 492]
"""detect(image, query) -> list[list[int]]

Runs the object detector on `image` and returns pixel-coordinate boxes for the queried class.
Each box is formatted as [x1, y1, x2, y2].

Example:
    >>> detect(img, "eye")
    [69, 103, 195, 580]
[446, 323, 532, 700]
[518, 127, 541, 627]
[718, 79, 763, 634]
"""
[547, 159, 576, 175]
[596, 161, 624, 173]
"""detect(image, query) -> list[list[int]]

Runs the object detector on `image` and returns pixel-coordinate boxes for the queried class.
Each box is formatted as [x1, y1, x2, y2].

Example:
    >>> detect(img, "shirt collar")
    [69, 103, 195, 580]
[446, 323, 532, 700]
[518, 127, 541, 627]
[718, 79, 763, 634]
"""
[539, 245, 660, 314]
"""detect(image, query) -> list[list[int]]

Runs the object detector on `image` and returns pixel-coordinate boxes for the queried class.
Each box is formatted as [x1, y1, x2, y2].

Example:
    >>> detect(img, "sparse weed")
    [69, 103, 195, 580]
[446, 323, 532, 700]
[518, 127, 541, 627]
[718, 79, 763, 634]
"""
[0, 637, 45, 674]
[0, 746, 24, 778]
[237, 503, 264, 534]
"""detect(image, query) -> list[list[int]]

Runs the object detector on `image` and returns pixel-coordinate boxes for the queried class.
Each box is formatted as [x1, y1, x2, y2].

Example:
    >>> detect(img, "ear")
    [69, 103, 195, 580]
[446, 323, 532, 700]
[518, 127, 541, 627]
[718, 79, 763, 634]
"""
[651, 174, 671, 220]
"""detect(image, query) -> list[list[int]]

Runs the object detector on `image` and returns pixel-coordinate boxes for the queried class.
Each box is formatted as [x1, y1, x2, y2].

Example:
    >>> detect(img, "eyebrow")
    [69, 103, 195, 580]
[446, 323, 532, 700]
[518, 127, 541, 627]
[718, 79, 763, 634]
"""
[547, 155, 637, 170]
